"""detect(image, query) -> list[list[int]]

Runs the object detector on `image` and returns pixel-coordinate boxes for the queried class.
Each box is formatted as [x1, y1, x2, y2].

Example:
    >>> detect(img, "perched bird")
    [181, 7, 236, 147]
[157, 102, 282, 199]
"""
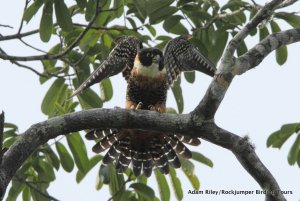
[71, 35, 216, 177]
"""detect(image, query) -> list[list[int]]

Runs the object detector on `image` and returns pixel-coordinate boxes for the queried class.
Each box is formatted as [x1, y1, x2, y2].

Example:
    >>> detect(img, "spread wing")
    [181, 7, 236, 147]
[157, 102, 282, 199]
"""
[163, 35, 216, 86]
[69, 36, 142, 98]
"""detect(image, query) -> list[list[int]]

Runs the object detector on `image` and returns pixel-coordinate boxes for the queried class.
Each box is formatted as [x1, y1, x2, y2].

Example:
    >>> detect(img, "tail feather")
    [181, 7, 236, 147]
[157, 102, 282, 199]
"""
[142, 151, 153, 177]
[174, 134, 201, 146]
[87, 129, 200, 177]
[150, 138, 169, 174]
[116, 138, 131, 173]
[165, 136, 192, 159]
[132, 150, 142, 177]
[162, 143, 181, 168]
[86, 129, 118, 140]
[92, 132, 119, 153]
[102, 142, 121, 164]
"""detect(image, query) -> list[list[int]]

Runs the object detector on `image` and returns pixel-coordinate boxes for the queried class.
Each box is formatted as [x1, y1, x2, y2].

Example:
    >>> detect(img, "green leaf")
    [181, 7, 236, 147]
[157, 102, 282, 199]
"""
[271, 20, 288, 65]
[76, 155, 102, 183]
[108, 164, 125, 201]
[146, 0, 174, 14]
[85, 0, 96, 21]
[191, 151, 213, 167]
[166, 107, 177, 114]
[77, 88, 103, 109]
[95, 174, 104, 190]
[39, 1, 53, 42]
[146, 25, 156, 37]
[209, 30, 228, 63]
[288, 134, 300, 165]
[100, 79, 113, 102]
[22, 186, 31, 201]
[297, 151, 300, 168]
[4, 122, 18, 130]
[275, 45, 288, 66]
[275, 12, 300, 28]
[42, 146, 60, 170]
[270, 20, 281, 33]
[55, 141, 74, 172]
[41, 78, 66, 115]
[76, 0, 87, 10]
[259, 26, 269, 41]
[132, 0, 147, 20]
[130, 183, 155, 201]
[66, 132, 89, 172]
[23, 0, 44, 22]
[171, 79, 184, 114]
[181, 158, 194, 175]
[6, 179, 24, 201]
[186, 174, 200, 190]
[73, 79, 103, 109]
[237, 40, 248, 56]
[54, 0, 73, 32]
[163, 15, 188, 35]
[99, 165, 110, 184]
[169, 168, 183, 200]
[267, 123, 300, 148]
[35, 160, 56, 182]
[184, 71, 195, 83]
[154, 170, 170, 201]
[148, 5, 177, 24]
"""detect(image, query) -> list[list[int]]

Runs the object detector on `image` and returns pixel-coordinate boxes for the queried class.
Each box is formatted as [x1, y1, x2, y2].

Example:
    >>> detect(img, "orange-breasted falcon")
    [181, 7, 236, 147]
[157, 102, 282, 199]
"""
[70, 35, 216, 177]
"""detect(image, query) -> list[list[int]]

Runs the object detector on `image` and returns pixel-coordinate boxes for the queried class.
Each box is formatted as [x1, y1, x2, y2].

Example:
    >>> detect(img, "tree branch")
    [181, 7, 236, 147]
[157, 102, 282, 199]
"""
[192, 0, 284, 119]
[0, 108, 286, 200]
[236, 28, 300, 74]
[0, 112, 4, 163]
[0, 0, 101, 62]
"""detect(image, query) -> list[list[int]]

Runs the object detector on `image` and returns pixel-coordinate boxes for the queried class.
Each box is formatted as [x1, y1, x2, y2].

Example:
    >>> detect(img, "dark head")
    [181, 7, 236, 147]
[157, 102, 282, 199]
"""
[138, 48, 164, 70]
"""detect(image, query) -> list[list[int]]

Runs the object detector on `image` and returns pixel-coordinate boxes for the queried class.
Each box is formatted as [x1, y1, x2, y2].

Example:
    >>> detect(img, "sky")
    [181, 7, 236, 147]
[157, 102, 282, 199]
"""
[0, 1, 300, 201]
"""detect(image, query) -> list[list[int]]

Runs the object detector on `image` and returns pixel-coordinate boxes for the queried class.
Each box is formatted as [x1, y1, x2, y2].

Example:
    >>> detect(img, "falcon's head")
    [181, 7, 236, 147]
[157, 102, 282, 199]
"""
[133, 48, 165, 78]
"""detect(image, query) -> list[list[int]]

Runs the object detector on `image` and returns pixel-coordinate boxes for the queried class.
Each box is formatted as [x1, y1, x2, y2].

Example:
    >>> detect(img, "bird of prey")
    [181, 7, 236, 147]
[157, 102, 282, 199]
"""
[70, 35, 216, 177]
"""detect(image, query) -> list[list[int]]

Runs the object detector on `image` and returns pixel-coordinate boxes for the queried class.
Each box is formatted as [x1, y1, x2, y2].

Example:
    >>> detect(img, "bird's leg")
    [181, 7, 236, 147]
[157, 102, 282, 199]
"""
[148, 103, 166, 113]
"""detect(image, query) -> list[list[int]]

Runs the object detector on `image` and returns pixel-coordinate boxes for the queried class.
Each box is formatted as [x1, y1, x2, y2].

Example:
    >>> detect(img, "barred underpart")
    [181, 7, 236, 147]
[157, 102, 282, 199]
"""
[86, 129, 201, 177]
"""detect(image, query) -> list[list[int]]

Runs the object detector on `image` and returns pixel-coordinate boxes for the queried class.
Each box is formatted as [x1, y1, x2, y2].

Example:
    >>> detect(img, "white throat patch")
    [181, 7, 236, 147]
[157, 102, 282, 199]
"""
[133, 56, 166, 78]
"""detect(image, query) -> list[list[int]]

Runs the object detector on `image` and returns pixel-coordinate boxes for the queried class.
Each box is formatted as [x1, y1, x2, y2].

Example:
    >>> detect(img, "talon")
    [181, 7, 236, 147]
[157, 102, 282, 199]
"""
[148, 105, 155, 111]
[136, 102, 143, 109]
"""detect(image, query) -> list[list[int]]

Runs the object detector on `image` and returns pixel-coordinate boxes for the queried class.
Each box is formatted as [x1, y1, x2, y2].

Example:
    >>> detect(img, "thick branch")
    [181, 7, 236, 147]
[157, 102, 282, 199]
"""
[0, 108, 286, 200]
[192, 0, 284, 119]
[236, 28, 300, 74]
[219, 0, 284, 73]
[0, 112, 4, 163]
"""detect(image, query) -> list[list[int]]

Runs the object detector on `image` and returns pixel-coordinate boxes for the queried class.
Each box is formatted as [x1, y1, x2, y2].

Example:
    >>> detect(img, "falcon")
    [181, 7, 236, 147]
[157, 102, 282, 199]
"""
[70, 35, 216, 177]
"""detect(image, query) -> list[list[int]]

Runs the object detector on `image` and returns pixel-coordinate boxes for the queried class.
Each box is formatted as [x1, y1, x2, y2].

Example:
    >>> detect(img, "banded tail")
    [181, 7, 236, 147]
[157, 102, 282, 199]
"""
[86, 128, 201, 177]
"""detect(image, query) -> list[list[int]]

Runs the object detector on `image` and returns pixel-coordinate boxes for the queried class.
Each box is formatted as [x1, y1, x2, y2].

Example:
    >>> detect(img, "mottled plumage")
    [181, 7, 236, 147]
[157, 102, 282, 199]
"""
[73, 35, 216, 177]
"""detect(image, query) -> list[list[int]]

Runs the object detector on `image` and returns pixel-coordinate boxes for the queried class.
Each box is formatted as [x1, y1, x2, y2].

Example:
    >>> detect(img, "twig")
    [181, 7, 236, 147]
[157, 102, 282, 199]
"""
[0, 29, 39, 41]
[15, 176, 60, 201]
[72, 23, 146, 31]
[0, 0, 101, 62]
[276, 0, 298, 9]
[107, 172, 133, 201]
[0, 111, 4, 163]
[18, 0, 30, 34]
[176, 0, 195, 30]
[0, 24, 13, 29]
[19, 38, 47, 53]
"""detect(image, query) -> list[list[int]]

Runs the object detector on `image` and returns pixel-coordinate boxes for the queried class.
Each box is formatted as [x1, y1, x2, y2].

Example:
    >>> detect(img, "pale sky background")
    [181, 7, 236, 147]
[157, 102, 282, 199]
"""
[0, 1, 300, 201]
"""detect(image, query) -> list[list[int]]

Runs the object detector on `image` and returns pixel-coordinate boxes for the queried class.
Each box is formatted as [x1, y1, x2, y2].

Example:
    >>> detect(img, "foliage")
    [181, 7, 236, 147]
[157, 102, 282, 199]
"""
[2, 0, 300, 200]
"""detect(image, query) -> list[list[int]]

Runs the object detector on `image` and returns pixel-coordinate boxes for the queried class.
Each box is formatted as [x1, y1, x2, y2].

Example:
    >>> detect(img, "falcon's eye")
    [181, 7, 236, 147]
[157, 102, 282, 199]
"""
[146, 53, 151, 57]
